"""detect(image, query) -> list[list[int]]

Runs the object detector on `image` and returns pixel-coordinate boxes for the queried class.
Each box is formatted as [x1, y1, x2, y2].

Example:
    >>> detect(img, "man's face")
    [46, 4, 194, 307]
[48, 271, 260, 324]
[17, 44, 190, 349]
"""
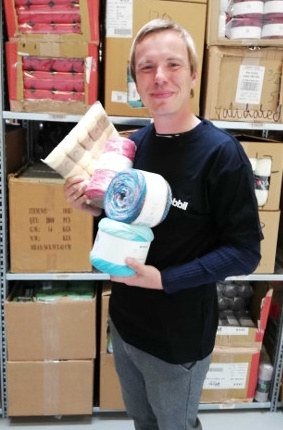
[134, 30, 197, 118]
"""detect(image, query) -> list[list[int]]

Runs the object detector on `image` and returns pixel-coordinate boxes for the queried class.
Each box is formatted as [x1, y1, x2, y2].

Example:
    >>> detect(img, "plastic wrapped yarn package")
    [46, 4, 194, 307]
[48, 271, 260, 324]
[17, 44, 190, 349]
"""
[104, 168, 172, 228]
[84, 136, 136, 208]
[90, 218, 154, 276]
[217, 280, 255, 327]
[249, 157, 272, 207]
[42, 101, 119, 178]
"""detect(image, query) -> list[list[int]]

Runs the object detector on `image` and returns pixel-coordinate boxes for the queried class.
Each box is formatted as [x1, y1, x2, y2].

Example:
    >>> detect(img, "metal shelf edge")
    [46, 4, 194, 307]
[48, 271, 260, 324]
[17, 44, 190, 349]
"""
[6, 272, 110, 281]
[3, 111, 283, 130]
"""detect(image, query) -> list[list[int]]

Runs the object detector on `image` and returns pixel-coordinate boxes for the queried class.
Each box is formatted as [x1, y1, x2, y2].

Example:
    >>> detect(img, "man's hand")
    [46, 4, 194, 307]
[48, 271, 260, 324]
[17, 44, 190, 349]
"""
[64, 175, 102, 217]
[110, 257, 163, 290]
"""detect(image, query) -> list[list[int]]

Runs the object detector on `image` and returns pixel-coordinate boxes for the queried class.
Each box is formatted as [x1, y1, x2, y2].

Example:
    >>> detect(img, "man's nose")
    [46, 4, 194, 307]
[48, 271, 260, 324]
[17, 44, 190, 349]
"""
[154, 66, 167, 82]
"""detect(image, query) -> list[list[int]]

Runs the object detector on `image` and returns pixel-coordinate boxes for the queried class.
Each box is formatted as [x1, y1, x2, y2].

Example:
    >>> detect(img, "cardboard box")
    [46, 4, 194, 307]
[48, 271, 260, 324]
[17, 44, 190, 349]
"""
[104, 0, 207, 117]
[240, 139, 283, 211]
[5, 293, 96, 361]
[4, 0, 100, 43]
[256, 210, 280, 274]
[99, 347, 260, 407]
[99, 353, 125, 411]
[206, 0, 283, 47]
[215, 282, 272, 347]
[201, 46, 283, 124]
[5, 126, 27, 174]
[8, 163, 94, 273]
[7, 360, 94, 416]
[100, 283, 112, 354]
[201, 346, 260, 403]
[6, 41, 99, 115]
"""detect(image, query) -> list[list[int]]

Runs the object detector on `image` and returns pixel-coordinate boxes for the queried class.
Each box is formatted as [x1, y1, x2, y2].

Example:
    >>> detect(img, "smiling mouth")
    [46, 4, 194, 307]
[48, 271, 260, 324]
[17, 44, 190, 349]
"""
[151, 92, 173, 99]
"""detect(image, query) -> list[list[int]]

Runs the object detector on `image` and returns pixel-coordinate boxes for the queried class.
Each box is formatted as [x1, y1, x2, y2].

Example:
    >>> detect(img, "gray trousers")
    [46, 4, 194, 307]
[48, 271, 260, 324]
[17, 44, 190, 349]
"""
[110, 319, 211, 430]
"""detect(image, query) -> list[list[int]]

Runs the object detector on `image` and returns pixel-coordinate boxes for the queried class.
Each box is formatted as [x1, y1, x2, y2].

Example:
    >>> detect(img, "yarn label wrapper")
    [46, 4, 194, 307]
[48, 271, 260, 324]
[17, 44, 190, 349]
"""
[132, 170, 171, 226]
[95, 152, 133, 171]
[92, 230, 151, 266]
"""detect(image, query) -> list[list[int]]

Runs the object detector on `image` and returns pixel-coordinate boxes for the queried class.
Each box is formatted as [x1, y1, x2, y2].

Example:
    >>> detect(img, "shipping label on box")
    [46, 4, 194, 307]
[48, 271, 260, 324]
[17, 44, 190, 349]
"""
[201, 46, 283, 124]
[104, 0, 207, 117]
[201, 347, 260, 403]
[8, 166, 94, 272]
[4, 0, 100, 43]
[6, 41, 99, 115]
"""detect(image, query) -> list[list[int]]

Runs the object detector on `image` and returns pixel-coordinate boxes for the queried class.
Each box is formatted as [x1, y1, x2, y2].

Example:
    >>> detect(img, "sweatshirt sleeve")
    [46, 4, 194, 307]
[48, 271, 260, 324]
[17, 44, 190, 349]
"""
[161, 242, 261, 294]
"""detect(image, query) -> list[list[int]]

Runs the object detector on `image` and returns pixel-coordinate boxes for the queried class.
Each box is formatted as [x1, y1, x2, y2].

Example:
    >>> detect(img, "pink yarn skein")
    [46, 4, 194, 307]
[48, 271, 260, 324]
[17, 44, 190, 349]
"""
[85, 136, 136, 208]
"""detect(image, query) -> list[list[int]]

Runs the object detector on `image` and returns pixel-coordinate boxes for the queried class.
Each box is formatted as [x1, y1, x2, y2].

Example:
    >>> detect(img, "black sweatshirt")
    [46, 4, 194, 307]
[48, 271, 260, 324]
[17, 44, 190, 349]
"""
[109, 118, 263, 364]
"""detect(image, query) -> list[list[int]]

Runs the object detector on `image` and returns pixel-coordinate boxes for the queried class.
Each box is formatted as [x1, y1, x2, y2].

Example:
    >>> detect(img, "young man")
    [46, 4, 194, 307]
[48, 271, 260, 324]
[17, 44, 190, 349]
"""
[64, 19, 263, 430]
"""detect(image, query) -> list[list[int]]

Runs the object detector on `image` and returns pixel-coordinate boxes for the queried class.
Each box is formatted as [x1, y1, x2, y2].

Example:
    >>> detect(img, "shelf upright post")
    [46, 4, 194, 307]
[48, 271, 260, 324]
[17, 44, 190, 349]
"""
[0, 2, 8, 418]
[270, 301, 283, 411]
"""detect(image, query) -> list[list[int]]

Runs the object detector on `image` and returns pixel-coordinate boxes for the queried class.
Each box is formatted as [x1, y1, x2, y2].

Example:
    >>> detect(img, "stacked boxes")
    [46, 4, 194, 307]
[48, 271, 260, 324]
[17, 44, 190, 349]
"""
[3, 0, 100, 114]
[103, 0, 208, 117]
[201, 282, 273, 403]
[8, 163, 94, 273]
[5, 282, 97, 416]
[201, 0, 283, 124]
[238, 137, 283, 274]
[201, 0, 283, 274]
[99, 283, 273, 407]
[206, 0, 283, 46]
[4, 0, 100, 42]
[201, 46, 283, 124]
[99, 285, 125, 410]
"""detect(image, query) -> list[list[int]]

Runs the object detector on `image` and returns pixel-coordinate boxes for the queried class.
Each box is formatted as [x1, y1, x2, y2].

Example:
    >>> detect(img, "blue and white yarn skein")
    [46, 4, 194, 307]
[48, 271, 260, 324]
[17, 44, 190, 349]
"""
[104, 168, 172, 227]
[90, 217, 154, 276]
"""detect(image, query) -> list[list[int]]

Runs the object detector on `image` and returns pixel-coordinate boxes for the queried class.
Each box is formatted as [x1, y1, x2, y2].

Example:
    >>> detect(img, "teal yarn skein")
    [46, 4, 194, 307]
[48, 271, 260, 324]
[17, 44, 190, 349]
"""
[90, 217, 154, 276]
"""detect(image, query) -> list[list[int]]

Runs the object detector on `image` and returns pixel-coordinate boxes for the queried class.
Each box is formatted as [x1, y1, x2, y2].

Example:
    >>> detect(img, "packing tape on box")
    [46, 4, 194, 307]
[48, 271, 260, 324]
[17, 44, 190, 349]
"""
[85, 136, 136, 208]
[42, 101, 119, 178]
[90, 217, 154, 276]
[104, 168, 172, 228]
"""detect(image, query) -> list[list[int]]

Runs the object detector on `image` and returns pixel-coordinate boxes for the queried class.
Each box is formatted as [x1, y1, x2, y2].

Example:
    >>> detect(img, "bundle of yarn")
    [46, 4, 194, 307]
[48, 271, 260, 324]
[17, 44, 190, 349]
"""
[42, 101, 118, 178]
[90, 168, 172, 276]
[104, 168, 172, 227]
[249, 157, 272, 207]
[84, 136, 136, 208]
[90, 217, 154, 276]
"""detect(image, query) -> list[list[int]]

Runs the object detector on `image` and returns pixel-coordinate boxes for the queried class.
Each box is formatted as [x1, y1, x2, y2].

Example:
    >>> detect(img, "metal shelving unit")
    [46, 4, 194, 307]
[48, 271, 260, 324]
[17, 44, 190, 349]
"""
[1, 110, 283, 417]
[0, 5, 7, 418]
[0, 5, 282, 421]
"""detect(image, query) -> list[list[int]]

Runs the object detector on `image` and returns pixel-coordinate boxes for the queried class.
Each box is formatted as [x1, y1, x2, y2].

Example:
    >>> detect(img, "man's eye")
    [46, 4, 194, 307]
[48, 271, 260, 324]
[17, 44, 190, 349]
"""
[140, 65, 153, 72]
[169, 63, 181, 69]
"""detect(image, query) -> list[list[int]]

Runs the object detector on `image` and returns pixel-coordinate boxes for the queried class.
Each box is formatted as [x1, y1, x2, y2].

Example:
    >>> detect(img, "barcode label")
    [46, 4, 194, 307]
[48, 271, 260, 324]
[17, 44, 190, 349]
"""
[106, 0, 133, 38]
[235, 65, 265, 105]
[114, 29, 132, 36]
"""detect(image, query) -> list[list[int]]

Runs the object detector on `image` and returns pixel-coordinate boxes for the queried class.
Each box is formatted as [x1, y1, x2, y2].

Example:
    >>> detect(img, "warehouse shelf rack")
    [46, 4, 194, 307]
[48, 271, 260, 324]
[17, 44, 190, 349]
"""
[0, 5, 283, 420]
[1, 112, 283, 417]
[3, 110, 283, 131]
[1, 115, 283, 415]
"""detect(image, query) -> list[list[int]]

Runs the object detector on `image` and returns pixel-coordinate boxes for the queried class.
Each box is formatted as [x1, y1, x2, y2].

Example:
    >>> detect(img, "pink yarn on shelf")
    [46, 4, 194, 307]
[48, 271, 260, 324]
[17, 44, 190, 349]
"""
[85, 135, 136, 208]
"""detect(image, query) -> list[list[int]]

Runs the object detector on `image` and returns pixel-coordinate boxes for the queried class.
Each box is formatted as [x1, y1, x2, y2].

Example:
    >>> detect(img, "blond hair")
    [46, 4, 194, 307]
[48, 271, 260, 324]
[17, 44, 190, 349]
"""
[129, 18, 198, 83]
